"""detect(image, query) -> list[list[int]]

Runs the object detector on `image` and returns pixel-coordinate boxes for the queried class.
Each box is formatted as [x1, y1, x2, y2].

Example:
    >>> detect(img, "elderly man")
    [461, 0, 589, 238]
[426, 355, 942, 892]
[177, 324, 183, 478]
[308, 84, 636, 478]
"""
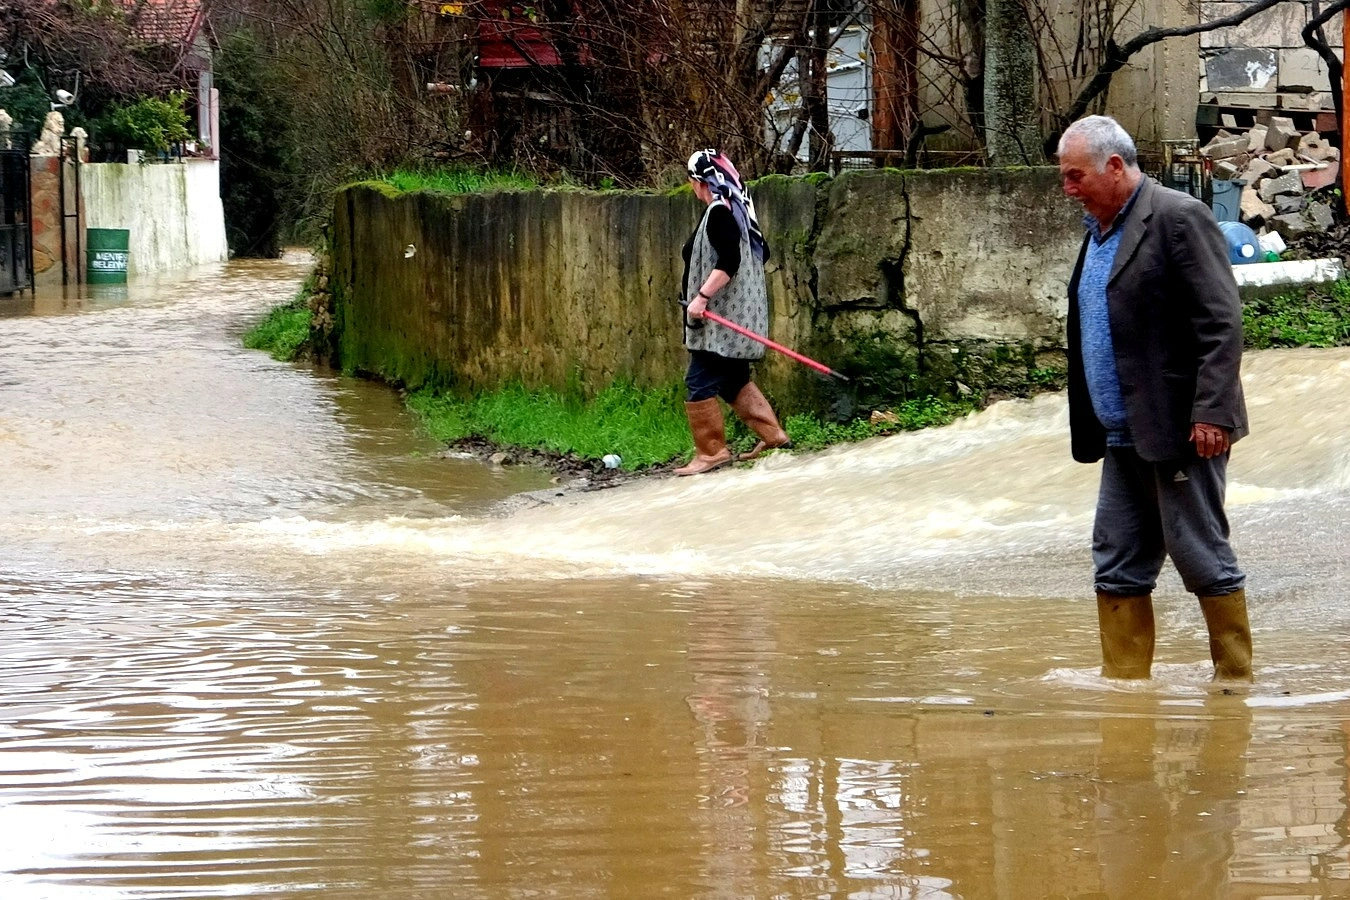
[1059, 115, 1253, 681]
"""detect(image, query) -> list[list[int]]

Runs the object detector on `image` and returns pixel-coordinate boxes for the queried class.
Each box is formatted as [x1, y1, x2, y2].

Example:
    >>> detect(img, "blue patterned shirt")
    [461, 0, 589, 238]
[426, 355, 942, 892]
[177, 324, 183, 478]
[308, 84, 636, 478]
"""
[1078, 184, 1144, 446]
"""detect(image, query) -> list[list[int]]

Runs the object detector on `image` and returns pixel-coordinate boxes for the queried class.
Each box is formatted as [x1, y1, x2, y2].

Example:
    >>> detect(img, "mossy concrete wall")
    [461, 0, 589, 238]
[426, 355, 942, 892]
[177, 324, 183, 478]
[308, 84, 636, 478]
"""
[330, 168, 1084, 413]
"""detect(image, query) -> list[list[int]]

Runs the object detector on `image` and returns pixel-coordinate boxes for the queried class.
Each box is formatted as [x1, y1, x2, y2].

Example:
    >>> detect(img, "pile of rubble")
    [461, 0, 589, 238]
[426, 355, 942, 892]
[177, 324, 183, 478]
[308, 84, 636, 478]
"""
[1199, 116, 1340, 240]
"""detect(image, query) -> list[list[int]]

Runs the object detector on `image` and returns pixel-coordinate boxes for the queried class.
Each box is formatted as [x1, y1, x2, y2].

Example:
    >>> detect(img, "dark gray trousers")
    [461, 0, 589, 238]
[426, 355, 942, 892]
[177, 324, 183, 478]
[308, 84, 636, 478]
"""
[1093, 447, 1246, 597]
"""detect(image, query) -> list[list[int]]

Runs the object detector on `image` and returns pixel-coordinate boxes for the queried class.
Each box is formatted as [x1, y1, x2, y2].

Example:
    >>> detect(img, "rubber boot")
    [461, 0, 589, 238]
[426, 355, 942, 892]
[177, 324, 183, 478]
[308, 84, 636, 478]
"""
[673, 399, 732, 476]
[1198, 589, 1253, 682]
[1097, 592, 1156, 680]
[730, 382, 792, 461]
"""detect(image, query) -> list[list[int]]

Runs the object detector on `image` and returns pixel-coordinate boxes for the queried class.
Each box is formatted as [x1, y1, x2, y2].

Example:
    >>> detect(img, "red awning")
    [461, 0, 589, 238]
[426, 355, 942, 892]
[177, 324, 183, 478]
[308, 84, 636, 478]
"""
[475, 0, 592, 69]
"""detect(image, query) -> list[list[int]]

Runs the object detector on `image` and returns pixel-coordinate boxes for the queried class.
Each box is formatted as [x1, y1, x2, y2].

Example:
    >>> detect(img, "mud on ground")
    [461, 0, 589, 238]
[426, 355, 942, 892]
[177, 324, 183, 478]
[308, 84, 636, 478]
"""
[442, 437, 681, 508]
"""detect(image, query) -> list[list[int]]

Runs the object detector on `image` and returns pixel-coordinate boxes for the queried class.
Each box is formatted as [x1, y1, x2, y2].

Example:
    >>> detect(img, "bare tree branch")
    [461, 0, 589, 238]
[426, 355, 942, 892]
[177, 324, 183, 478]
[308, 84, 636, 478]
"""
[1303, 0, 1347, 121]
[1049, 0, 1290, 153]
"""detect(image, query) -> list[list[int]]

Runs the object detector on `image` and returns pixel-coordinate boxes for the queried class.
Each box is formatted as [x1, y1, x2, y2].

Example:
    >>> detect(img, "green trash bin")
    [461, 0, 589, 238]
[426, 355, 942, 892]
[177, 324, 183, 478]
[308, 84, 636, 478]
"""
[87, 228, 130, 284]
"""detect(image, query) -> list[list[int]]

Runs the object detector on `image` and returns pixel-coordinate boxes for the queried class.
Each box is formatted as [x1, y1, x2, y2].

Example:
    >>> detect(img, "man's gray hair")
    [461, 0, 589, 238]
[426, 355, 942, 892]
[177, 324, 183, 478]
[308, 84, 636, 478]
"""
[1058, 115, 1139, 171]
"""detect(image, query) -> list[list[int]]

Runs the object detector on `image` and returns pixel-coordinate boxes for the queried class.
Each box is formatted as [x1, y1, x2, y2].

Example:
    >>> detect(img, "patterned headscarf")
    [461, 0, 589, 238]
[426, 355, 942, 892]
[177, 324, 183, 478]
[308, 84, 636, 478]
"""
[686, 149, 768, 263]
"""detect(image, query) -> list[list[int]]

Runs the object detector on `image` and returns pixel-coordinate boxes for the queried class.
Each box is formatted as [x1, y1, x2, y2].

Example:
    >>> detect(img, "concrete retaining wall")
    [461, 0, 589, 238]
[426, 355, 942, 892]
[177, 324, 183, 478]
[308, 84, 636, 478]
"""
[82, 159, 228, 276]
[329, 169, 1085, 414]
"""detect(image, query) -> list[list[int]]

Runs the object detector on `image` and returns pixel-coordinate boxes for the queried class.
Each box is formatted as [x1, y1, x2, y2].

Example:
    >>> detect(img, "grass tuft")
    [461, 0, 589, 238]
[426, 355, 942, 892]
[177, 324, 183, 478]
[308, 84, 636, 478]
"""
[1243, 279, 1350, 349]
[778, 395, 976, 452]
[243, 300, 312, 361]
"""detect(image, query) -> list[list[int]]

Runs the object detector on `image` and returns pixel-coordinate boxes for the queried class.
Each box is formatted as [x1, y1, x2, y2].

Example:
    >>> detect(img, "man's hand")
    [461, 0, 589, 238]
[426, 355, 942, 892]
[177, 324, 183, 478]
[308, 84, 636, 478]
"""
[1190, 422, 1231, 458]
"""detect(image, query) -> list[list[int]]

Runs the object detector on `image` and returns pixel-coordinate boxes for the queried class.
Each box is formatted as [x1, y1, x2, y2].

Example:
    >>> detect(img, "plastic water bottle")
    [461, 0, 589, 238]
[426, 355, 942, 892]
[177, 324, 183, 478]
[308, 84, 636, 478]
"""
[1217, 221, 1260, 265]
[602, 454, 622, 469]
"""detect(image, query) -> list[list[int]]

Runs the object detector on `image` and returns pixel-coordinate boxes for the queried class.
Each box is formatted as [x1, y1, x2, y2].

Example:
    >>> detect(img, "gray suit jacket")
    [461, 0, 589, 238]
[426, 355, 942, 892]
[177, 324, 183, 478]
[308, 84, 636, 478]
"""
[1066, 177, 1249, 464]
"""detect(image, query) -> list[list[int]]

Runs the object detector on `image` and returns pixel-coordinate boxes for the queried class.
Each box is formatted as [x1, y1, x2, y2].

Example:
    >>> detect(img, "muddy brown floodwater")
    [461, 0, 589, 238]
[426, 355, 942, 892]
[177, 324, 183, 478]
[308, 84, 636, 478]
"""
[1, 255, 1349, 899]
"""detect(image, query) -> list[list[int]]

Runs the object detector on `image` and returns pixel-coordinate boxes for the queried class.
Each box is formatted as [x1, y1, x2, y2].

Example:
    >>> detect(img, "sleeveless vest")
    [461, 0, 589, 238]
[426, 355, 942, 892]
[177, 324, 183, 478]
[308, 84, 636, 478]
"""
[684, 204, 768, 360]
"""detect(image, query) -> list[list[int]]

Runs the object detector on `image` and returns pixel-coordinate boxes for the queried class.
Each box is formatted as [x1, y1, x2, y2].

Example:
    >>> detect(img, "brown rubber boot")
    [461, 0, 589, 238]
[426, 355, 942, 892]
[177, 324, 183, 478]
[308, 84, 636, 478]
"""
[673, 398, 732, 476]
[730, 382, 792, 461]
[1097, 592, 1156, 679]
[1198, 589, 1253, 682]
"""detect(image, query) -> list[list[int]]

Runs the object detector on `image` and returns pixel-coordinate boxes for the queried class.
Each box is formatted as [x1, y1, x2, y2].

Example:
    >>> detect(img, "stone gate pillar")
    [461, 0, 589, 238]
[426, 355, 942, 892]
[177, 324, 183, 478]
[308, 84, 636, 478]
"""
[28, 111, 82, 289]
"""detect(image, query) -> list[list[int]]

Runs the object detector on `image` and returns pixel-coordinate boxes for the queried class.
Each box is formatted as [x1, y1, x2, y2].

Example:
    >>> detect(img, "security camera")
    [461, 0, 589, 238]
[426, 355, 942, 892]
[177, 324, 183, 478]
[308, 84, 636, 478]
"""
[0, 71, 14, 88]
[54, 89, 74, 105]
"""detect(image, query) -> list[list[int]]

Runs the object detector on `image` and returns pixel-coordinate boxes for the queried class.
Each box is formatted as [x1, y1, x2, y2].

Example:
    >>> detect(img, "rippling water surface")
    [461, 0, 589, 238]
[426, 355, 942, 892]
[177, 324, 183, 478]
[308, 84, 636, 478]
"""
[2, 257, 1349, 898]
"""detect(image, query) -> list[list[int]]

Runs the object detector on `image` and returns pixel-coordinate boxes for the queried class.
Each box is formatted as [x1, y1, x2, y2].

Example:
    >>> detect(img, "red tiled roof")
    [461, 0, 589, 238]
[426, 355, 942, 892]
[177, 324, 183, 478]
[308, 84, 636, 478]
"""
[119, 0, 205, 47]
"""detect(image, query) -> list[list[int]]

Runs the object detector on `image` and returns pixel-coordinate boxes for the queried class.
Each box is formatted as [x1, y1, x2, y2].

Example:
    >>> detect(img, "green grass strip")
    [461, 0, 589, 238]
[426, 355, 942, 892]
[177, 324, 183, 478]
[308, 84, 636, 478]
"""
[408, 382, 977, 469]
[408, 382, 692, 470]
[376, 167, 539, 195]
[243, 300, 312, 362]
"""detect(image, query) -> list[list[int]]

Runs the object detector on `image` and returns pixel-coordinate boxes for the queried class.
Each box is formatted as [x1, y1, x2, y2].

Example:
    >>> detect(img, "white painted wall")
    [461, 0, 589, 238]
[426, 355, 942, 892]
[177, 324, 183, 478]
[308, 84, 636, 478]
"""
[768, 26, 873, 160]
[82, 159, 228, 276]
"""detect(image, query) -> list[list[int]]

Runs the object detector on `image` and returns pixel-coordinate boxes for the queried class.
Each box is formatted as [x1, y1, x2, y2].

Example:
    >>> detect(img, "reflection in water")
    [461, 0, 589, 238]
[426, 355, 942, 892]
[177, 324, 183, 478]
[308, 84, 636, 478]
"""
[1094, 696, 1250, 898]
[1, 258, 1350, 897]
[687, 589, 773, 895]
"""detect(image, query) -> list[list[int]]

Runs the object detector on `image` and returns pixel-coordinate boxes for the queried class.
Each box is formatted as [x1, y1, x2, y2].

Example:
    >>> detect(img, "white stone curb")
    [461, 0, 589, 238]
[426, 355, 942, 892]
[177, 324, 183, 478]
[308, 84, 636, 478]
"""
[1232, 257, 1344, 291]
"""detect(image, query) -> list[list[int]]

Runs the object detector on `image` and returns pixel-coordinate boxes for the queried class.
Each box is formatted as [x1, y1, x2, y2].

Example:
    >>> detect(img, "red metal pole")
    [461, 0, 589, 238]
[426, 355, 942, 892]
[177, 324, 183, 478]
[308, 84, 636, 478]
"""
[699, 309, 849, 381]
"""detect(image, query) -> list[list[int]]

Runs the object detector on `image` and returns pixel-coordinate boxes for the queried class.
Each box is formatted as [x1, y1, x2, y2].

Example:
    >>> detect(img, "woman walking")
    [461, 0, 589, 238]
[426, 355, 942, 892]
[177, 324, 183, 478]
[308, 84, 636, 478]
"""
[675, 149, 791, 476]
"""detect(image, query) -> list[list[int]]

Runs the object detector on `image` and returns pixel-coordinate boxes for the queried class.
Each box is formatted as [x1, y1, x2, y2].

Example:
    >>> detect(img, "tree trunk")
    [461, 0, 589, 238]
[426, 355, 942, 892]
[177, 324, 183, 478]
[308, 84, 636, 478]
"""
[805, 0, 834, 170]
[983, 0, 1042, 165]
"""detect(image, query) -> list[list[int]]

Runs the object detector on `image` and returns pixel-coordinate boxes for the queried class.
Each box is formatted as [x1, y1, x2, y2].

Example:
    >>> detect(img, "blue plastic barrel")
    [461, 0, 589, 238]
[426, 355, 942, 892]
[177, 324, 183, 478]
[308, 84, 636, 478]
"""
[1217, 221, 1261, 265]
[1210, 179, 1244, 222]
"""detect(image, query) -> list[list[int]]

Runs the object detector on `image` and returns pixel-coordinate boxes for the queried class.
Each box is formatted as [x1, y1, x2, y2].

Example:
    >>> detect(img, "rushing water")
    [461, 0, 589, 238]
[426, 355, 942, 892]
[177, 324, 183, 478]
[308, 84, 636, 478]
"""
[2, 257, 1350, 899]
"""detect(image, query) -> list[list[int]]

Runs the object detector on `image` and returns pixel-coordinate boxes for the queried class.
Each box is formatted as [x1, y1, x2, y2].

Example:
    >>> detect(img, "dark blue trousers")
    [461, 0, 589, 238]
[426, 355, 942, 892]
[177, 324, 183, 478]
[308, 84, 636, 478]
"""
[1093, 447, 1245, 597]
[685, 350, 751, 403]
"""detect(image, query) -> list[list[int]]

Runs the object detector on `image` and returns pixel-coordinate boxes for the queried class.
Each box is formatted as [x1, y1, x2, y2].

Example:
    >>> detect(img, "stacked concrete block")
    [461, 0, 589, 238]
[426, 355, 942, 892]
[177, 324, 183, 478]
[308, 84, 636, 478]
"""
[1264, 117, 1302, 151]
[1199, 1, 1324, 51]
[1199, 1, 1343, 114]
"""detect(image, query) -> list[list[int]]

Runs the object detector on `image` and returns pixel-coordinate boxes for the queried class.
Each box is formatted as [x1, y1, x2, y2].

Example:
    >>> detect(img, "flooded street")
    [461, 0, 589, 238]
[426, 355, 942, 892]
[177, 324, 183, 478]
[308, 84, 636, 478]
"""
[2, 256, 1350, 898]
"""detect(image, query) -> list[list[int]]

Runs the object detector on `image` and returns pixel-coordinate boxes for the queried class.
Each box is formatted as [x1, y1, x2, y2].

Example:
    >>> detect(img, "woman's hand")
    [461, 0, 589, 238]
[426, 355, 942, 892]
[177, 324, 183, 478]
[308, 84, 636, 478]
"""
[687, 293, 708, 320]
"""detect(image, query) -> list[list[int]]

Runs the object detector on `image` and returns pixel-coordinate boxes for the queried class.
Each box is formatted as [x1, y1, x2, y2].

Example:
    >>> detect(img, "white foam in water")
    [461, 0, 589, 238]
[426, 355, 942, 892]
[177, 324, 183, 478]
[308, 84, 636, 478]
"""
[1245, 689, 1350, 708]
[1042, 664, 1220, 695]
[25, 346, 1339, 602]
[9, 336, 1350, 601]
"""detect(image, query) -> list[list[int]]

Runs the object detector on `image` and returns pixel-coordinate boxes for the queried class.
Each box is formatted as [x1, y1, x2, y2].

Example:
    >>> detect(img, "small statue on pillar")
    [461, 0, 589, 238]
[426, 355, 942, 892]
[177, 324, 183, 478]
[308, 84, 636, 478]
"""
[32, 110, 64, 156]
[70, 126, 88, 162]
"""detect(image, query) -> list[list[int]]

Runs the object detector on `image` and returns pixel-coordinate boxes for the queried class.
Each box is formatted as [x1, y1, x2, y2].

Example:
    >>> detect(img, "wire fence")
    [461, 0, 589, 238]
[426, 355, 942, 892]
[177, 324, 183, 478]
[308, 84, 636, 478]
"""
[86, 140, 193, 164]
[830, 142, 1211, 204]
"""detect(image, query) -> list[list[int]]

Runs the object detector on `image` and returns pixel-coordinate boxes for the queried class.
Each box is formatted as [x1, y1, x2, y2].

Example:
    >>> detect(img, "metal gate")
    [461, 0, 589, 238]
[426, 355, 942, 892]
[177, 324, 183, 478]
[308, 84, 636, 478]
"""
[59, 135, 83, 287]
[0, 131, 33, 295]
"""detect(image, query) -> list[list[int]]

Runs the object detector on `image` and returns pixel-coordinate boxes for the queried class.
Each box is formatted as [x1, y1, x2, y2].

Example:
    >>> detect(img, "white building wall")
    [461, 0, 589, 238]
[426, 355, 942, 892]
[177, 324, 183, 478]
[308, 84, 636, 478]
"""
[769, 26, 874, 159]
[82, 159, 228, 276]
